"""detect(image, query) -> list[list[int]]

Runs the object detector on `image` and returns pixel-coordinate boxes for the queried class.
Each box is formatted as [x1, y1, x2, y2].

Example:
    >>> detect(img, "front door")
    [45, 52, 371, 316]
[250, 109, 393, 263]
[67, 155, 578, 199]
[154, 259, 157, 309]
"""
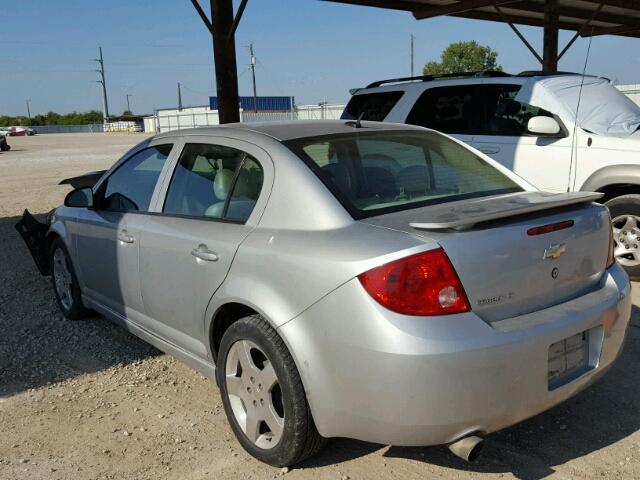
[471, 83, 573, 193]
[138, 139, 270, 358]
[74, 143, 173, 318]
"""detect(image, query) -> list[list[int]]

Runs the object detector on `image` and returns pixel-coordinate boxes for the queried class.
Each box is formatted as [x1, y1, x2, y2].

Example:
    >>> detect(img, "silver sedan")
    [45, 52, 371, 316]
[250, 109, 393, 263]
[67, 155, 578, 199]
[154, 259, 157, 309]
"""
[16, 121, 631, 467]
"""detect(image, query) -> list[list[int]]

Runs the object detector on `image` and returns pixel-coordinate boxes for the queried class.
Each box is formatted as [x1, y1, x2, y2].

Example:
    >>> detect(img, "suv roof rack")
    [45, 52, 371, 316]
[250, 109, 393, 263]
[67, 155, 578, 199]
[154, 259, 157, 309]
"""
[516, 70, 580, 77]
[365, 70, 512, 88]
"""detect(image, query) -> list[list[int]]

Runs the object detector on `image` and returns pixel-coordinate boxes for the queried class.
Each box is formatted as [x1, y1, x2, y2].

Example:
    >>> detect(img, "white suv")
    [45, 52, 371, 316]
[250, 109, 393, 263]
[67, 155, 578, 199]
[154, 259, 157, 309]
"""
[343, 71, 640, 275]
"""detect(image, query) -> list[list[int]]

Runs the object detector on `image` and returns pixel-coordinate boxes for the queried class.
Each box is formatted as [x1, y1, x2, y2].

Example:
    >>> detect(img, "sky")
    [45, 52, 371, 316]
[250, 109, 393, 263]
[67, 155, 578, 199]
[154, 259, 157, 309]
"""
[1, 0, 639, 117]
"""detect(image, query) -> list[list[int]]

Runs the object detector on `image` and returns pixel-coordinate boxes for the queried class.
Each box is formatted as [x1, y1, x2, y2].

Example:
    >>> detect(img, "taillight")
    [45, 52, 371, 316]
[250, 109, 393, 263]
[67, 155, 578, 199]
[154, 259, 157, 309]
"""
[607, 220, 615, 268]
[358, 248, 470, 316]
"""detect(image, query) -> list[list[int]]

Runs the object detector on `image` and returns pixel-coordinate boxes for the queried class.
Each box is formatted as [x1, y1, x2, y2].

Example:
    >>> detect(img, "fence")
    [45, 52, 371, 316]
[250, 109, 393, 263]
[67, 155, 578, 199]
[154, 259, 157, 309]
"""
[31, 124, 104, 134]
[147, 103, 346, 133]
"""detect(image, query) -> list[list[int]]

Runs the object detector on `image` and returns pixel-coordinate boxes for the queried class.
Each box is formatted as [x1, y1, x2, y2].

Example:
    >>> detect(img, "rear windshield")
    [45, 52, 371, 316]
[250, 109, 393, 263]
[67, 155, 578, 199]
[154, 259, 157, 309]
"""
[285, 130, 522, 219]
[341, 91, 404, 121]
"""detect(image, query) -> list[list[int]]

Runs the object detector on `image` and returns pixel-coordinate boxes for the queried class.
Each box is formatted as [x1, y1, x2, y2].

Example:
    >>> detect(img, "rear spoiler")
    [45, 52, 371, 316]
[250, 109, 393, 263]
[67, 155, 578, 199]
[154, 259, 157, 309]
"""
[409, 191, 604, 231]
[59, 170, 106, 189]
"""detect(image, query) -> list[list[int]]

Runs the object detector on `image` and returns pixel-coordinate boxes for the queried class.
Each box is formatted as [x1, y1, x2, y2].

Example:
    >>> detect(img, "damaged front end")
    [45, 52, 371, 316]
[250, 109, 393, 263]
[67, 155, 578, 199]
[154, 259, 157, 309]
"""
[14, 209, 54, 275]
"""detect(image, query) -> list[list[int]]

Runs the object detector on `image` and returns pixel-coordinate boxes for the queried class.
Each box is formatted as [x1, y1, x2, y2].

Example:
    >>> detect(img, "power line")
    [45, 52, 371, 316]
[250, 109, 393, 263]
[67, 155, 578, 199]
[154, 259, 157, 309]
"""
[126, 94, 132, 113]
[178, 82, 183, 111]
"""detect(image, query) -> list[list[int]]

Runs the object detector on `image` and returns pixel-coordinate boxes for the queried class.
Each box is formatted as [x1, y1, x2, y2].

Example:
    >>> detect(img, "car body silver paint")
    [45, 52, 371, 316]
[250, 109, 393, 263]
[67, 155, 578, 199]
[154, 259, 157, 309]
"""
[42, 120, 631, 448]
[279, 263, 630, 445]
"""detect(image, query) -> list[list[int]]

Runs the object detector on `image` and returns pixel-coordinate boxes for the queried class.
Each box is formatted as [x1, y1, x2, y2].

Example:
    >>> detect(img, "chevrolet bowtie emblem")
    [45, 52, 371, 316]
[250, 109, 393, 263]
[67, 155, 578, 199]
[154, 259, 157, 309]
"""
[543, 243, 566, 260]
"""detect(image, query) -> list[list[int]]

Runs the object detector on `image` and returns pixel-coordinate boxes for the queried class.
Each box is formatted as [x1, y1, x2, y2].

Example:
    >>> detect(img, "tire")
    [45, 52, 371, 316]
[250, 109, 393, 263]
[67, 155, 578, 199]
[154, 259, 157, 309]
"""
[606, 194, 640, 279]
[49, 237, 88, 320]
[217, 314, 325, 467]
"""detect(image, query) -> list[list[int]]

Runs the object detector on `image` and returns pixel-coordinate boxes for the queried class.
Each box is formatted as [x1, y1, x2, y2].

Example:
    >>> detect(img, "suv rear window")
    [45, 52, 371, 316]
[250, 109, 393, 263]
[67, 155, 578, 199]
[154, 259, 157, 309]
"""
[285, 130, 521, 219]
[341, 91, 404, 121]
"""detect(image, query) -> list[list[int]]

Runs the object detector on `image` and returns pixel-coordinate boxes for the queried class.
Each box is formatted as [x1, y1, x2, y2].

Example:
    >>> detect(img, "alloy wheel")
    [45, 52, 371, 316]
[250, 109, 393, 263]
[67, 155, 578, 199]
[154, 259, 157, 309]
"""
[52, 248, 73, 310]
[612, 214, 640, 267]
[225, 339, 285, 450]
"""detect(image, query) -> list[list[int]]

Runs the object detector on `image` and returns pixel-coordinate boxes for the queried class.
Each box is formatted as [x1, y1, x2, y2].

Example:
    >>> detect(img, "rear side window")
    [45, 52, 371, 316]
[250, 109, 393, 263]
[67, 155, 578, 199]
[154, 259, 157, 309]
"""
[163, 143, 263, 222]
[100, 144, 172, 212]
[406, 86, 475, 134]
[288, 130, 521, 219]
[341, 91, 404, 121]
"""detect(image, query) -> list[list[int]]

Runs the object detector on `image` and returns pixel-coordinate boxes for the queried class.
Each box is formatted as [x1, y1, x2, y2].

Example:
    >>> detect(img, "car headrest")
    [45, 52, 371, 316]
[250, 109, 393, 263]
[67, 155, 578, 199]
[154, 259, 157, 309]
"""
[397, 165, 430, 196]
[321, 163, 352, 194]
[213, 169, 235, 200]
[495, 99, 521, 117]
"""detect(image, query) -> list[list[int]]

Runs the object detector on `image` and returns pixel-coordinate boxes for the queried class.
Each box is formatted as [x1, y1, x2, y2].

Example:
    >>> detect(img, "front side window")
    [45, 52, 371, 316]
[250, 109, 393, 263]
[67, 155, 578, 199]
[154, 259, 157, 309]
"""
[100, 144, 172, 212]
[163, 143, 263, 222]
[478, 84, 555, 136]
[287, 131, 521, 219]
[341, 91, 404, 121]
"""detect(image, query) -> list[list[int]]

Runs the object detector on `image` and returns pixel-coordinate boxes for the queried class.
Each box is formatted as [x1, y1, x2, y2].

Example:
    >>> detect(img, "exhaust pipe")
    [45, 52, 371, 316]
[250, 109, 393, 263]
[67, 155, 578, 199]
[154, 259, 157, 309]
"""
[448, 435, 484, 462]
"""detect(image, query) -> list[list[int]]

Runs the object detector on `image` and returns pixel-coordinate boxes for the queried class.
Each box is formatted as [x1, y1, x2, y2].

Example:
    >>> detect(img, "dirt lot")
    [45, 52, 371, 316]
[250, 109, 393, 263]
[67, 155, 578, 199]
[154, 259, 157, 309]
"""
[1, 133, 639, 480]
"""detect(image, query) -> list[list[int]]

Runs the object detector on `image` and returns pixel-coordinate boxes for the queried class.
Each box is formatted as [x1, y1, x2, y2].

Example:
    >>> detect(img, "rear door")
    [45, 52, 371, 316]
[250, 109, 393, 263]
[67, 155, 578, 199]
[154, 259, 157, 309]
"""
[74, 142, 173, 319]
[137, 137, 272, 358]
[402, 84, 478, 147]
[471, 82, 573, 192]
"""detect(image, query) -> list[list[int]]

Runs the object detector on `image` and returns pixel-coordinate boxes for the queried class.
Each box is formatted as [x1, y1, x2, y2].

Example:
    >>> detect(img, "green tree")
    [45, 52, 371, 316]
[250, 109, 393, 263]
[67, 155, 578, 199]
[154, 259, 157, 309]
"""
[122, 110, 133, 116]
[424, 41, 502, 76]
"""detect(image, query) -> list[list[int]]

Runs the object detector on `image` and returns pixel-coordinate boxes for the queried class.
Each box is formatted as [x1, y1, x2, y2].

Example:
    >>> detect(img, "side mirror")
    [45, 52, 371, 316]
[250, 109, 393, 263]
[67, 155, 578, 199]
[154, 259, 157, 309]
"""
[527, 116, 561, 136]
[64, 187, 94, 208]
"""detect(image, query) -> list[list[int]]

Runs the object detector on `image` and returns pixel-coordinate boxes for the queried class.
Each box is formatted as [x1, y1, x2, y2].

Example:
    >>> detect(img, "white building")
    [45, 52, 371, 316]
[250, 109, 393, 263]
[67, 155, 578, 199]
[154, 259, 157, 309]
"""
[144, 103, 346, 133]
[617, 84, 640, 107]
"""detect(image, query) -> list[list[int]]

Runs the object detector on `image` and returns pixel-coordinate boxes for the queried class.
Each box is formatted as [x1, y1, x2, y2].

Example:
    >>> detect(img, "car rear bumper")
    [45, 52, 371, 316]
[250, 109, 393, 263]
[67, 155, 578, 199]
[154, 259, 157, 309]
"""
[278, 263, 631, 446]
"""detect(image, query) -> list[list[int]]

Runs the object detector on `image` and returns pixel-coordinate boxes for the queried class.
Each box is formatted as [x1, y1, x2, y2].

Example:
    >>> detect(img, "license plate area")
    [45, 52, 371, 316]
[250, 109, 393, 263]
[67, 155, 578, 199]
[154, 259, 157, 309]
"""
[548, 330, 593, 391]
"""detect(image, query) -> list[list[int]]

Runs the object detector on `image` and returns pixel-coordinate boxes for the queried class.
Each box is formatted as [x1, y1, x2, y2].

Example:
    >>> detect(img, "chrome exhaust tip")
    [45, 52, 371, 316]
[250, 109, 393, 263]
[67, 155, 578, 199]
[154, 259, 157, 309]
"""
[448, 435, 484, 462]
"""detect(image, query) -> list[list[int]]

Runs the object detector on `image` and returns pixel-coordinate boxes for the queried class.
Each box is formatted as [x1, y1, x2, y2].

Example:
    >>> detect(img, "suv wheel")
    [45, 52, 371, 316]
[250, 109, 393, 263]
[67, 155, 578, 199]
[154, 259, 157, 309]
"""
[217, 314, 325, 467]
[606, 194, 640, 278]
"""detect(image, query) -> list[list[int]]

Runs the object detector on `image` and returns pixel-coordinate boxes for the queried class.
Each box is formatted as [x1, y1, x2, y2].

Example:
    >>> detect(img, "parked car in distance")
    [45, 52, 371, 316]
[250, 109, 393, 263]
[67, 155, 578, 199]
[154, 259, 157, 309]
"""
[8, 125, 35, 136]
[343, 71, 640, 276]
[0, 132, 10, 151]
[16, 121, 631, 467]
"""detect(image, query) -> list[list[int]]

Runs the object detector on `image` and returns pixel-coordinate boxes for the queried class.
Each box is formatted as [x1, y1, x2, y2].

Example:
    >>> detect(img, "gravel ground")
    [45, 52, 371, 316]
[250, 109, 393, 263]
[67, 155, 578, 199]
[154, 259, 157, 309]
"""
[1, 133, 640, 480]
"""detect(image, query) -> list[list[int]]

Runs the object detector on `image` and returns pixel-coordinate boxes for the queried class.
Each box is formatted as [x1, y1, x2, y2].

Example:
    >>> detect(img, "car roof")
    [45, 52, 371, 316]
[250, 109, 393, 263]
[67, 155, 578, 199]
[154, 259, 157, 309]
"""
[153, 120, 423, 142]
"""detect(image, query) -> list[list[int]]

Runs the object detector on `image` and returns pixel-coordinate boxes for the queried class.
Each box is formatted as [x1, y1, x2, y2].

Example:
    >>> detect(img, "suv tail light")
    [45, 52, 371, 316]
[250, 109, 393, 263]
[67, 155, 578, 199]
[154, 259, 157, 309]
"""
[358, 248, 470, 316]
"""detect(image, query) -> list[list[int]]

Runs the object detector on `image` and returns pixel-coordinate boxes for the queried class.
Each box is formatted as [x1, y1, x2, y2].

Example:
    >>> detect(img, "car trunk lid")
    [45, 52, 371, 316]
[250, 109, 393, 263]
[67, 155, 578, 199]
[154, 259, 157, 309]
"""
[362, 191, 611, 323]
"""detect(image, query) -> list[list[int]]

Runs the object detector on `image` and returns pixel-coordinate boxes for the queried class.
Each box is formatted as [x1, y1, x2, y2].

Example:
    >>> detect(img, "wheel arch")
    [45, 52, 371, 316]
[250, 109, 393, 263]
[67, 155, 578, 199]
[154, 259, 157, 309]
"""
[580, 165, 640, 203]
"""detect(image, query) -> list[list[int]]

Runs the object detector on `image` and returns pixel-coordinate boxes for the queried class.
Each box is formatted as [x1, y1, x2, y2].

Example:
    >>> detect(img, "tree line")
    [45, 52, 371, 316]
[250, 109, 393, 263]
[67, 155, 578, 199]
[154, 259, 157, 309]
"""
[0, 110, 104, 127]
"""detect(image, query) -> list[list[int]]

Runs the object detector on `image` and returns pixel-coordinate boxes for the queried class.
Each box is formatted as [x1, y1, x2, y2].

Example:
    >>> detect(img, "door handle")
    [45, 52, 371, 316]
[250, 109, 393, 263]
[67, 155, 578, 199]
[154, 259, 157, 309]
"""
[191, 244, 219, 262]
[118, 230, 135, 244]
[478, 145, 501, 155]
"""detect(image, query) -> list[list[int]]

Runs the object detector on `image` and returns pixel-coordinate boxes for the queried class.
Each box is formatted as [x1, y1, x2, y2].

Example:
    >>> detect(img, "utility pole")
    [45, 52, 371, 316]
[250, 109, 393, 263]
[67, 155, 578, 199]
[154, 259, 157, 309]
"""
[249, 43, 257, 112]
[177, 83, 183, 111]
[26, 99, 31, 120]
[410, 34, 415, 77]
[125, 94, 132, 113]
[94, 47, 110, 123]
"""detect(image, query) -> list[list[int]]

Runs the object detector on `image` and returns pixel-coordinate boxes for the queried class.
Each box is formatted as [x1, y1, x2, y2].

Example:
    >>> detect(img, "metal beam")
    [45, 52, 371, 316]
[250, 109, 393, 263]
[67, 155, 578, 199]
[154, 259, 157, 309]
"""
[557, 1, 603, 60]
[494, 5, 542, 64]
[413, 0, 518, 20]
[508, 1, 640, 28]
[211, 0, 240, 124]
[190, 0, 214, 35]
[543, 0, 559, 72]
[456, 9, 587, 31]
[581, 24, 640, 37]
[322, 0, 418, 11]
[230, 0, 249, 37]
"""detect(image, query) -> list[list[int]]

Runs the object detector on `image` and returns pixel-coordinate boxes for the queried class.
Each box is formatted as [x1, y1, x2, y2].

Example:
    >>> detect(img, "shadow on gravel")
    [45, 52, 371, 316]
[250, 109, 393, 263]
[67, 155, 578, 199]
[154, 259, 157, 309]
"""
[303, 312, 640, 479]
[0, 214, 161, 397]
